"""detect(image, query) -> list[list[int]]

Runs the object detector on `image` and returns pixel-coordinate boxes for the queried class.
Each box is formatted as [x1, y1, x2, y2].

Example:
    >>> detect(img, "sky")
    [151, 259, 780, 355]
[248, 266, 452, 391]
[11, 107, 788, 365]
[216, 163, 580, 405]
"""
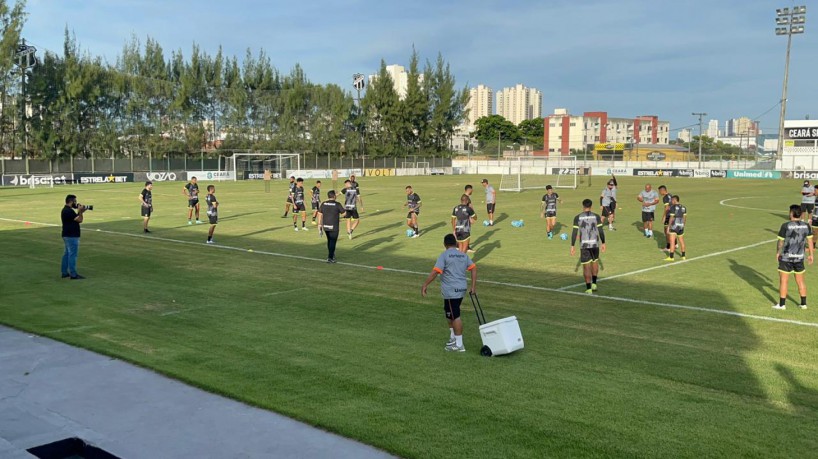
[22, 0, 817, 135]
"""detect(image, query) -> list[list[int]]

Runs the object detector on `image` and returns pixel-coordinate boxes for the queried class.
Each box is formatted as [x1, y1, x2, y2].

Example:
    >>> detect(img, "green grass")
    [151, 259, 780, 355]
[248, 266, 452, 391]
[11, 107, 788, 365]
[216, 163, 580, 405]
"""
[2, 175, 818, 458]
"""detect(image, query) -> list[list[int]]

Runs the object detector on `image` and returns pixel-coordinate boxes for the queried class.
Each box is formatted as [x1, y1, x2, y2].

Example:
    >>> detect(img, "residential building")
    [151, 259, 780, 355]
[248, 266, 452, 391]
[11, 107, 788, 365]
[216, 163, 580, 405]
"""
[367, 64, 423, 100]
[726, 117, 760, 137]
[707, 120, 720, 139]
[467, 84, 493, 129]
[678, 129, 693, 143]
[496, 84, 542, 125]
[543, 109, 671, 155]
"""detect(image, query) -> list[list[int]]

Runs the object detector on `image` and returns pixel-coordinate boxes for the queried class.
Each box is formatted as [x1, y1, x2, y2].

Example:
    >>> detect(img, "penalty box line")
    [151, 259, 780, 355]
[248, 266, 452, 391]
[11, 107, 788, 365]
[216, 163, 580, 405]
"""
[556, 239, 777, 291]
[3, 218, 816, 329]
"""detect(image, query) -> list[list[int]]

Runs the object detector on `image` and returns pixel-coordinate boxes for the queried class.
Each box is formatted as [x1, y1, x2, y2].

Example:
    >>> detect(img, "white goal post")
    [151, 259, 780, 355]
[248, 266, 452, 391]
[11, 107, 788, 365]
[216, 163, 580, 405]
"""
[229, 153, 301, 181]
[499, 156, 578, 192]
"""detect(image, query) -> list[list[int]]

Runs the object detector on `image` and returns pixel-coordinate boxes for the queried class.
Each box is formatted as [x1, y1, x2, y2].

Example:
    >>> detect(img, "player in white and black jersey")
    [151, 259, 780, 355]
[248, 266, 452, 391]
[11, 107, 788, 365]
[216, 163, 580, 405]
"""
[281, 175, 296, 218]
[342, 180, 360, 239]
[205, 185, 218, 244]
[464, 184, 475, 252]
[570, 199, 606, 294]
[664, 195, 686, 261]
[452, 194, 476, 253]
[658, 185, 671, 252]
[139, 181, 153, 234]
[404, 185, 422, 238]
[291, 178, 308, 231]
[773, 204, 814, 310]
[310, 181, 322, 225]
[183, 177, 202, 225]
[540, 185, 561, 239]
[350, 174, 363, 212]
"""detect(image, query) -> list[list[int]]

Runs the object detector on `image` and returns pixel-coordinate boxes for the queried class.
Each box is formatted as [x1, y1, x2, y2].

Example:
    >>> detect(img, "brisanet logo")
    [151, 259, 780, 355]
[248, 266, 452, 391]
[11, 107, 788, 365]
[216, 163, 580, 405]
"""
[793, 171, 818, 180]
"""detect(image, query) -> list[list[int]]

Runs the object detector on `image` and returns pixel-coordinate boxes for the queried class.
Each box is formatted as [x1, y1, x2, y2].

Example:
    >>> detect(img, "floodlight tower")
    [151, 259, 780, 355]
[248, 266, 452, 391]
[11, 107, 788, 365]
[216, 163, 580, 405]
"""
[775, 5, 807, 160]
[352, 73, 366, 158]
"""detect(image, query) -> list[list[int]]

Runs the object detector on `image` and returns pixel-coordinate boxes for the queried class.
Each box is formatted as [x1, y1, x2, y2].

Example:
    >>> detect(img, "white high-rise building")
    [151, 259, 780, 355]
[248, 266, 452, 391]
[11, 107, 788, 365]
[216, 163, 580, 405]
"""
[367, 64, 423, 100]
[496, 84, 542, 125]
[467, 85, 493, 129]
[707, 120, 720, 139]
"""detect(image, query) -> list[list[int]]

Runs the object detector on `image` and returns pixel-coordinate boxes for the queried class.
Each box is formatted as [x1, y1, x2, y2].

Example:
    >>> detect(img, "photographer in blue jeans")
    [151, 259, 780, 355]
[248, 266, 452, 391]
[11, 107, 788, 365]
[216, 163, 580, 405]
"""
[61, 194, 87, 279]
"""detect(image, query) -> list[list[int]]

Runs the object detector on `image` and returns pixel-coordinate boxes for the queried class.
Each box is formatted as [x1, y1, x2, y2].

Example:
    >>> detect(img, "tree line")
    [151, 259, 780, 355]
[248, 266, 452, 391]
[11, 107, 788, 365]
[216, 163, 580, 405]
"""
[0, 1, 469, 160]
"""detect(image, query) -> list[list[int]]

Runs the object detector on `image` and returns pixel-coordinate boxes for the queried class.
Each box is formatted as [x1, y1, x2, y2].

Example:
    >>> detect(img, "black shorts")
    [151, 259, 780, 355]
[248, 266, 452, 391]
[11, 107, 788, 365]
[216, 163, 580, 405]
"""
[601, 207, 611, 217]
[609, 200, 616, 212]
[406, 210, 419, 219]
[663, 216, 670, 226]
[311, 201, 319, 210]
[669, 227, 684, 236]
[545, 211, 556, 218]
[812, 217, 818, 227]
[486, 203, 496, 214]
[141, 206, 152, 217]
[641, 211, 654, 222]
[286, 197, 294, 204]
[455, 231, 471, 242]
[444, 297, 463, 320]
[801, 203, 815, 214]
[345, 208, 359, 220]
[779, 259, 806, 274]
[208, 214, 218, 225]
[293, 202, 306, 212]
[580, 247, 600, 265]
[188, 199, 199, 208]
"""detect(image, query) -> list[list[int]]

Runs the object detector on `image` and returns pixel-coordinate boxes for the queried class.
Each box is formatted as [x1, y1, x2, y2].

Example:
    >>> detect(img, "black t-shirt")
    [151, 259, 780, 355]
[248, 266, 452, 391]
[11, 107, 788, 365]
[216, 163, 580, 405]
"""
[185, 182, 199, 200]
[319, 200, 345, 231]
[141, 189, 153, 207]
[293, 186, 306, 204]
[311, 186, 321, 203]
[61, 206, 80, 237]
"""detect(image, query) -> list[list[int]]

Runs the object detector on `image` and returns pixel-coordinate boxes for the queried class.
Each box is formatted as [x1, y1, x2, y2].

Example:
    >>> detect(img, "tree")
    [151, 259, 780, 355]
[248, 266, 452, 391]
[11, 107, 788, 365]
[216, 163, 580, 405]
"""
[518, 117, 544, 150]
[0, 0, 26, 157]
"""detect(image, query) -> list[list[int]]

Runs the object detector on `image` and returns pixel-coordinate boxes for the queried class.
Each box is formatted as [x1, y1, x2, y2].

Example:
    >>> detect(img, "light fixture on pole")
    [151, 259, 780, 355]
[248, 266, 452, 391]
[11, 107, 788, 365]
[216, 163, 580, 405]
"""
[692, 112, 707, 167]
[352, 73, 366, 158]
[775, 5, 807, 160]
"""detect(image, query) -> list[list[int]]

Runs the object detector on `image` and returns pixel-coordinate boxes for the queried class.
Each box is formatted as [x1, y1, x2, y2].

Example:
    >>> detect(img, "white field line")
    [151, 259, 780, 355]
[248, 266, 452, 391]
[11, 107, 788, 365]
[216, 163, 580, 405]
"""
[3, 217, 816, 329]
[557, 239, 777, 291]
[719, 197, 786, 213]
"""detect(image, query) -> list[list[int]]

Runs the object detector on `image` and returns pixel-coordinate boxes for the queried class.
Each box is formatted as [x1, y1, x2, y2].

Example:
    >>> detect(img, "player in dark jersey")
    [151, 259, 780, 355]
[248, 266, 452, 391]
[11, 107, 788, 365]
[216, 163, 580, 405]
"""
[464, 184, 475, 252]
[664, 195, 686, 261]
[205, 185, 218, 244]
[404, 185, 422, 238]
[310, 180, 322, 225]
[183, 177, 202, 225]
[318, 190, 347, 263]
[452, 194, 476, 252]
[570, 199, 606, 294]
[658, 185, 671, 252]
[600, 178, 617, 231]
[350, 174, 363, 212]
[540, 185, 561, 239]
[291, 178, 309, 231]
[342, 180, 360, 239]
[139, 181, 153, 233]
[811, 196, 818, 228]
[281, 175, 296, 218]
[773, 204, 814, 310]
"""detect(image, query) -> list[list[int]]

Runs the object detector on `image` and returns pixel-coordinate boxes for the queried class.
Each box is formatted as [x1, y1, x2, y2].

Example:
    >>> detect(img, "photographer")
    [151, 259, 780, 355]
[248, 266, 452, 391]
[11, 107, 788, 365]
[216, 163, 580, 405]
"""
[61, 194, 87, 279]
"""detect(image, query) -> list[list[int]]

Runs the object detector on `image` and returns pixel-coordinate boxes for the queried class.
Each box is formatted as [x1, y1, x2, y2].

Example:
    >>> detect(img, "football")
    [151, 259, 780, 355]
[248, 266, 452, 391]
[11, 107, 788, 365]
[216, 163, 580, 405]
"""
[406, 229, 415, 237]
[560, 233, 568, 240]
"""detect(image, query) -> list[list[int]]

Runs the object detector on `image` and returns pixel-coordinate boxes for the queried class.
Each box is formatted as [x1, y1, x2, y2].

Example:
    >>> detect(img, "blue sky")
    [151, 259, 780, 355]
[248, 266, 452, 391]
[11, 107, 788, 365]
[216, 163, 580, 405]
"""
[24, 0, 817, 135]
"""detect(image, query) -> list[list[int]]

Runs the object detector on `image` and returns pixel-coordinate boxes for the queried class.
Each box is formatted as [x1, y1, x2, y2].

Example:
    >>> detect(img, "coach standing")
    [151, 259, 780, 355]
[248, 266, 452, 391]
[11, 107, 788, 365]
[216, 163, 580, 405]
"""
[318, 190, 346, 263]
[61, 194, 87, 280]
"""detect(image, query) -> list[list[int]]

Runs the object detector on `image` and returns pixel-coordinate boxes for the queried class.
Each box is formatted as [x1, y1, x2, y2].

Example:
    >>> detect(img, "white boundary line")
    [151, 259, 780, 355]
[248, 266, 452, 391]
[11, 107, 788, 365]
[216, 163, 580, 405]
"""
[3, 217, 817, 329]
[719, 197, 786, 213]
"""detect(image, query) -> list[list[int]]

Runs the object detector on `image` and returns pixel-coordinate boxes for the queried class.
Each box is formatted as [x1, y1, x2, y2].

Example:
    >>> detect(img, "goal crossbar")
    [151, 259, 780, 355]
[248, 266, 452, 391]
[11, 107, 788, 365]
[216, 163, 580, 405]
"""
[499, 156, 578, 192]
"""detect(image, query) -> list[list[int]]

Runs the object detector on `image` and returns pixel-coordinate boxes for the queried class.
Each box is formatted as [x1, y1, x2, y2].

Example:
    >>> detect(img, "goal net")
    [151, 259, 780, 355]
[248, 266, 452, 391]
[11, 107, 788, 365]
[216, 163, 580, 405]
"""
[229, 153, 301, 181]
[499, 156, 578, 192]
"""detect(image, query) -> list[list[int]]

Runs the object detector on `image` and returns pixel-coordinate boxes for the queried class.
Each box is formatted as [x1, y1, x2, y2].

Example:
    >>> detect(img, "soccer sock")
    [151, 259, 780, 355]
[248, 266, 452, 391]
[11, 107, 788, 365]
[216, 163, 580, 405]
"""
[666, 242, 671, 250]
[455, 335, 463, 347]
[669, 252, 674, 259]
[780, 297, 786, 306]
[801, 296, 807, 306]
[586, 283, 591, 290]
[207, 235, 212, 242]
[449, 328, 455, 340]
[413, 226, 418, 234]
[592, 276, 598, 284]
[302, 222, 306, 228]
[681, 251, 686, 257]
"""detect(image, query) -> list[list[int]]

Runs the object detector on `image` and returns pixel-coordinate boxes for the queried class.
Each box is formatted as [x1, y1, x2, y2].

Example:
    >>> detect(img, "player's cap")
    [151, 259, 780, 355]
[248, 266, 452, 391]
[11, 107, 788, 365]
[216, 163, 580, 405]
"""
[145, 180, 152, 186]
[481, 178, 488, 183]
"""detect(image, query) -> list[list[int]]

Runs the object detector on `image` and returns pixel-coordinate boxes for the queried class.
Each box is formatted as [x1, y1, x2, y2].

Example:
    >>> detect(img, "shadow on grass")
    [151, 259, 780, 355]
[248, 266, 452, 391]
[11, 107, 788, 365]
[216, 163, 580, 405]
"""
[727, 258, 777, 305]
[776, 364, 818, 410]
[358, 221, 403, 238]
[472, 240, 501, 262]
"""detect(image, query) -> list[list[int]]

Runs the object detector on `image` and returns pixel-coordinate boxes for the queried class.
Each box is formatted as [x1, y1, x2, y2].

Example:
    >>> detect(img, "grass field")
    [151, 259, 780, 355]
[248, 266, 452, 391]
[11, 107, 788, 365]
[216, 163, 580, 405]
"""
[2, 174, 818, 458]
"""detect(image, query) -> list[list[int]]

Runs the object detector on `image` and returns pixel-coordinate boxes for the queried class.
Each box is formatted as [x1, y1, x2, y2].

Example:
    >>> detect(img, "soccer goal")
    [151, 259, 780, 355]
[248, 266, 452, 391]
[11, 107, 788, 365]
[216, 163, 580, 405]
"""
[499, 156, 578, 192]
[229, 152, 301, 181]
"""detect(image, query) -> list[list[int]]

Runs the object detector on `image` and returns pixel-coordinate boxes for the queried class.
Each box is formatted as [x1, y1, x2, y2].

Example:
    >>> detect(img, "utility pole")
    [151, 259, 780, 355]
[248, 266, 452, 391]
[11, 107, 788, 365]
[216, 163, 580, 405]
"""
[692, 112, 707, 167]
[775, 6, 807, 160]
[497, 131, 501, 159]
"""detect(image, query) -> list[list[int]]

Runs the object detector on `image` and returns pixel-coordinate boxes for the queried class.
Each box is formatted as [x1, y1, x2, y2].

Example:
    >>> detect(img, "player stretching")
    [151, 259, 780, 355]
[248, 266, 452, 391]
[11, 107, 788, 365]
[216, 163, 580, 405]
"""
[801, 180, 815, 222]
[405, 185, 422, 238]
[774, 204, 814, 310]
[281, 175, 296, 218]
[310, 180, 322, 225]
[658, 185, 671, 251]
[205, 185, 218, 244]
[637, 183, 659, 238]
[481, 179, 496, 226]
[342, 180, 360, 239]
[291, 178, 308, 231]
[452, 194, 476, 253]
[571, 199, 606, 294]
[600, 179, 617, 231]
[664, 195, 686, 261]
[184, 177, 202, 224]
[541, 185, 561, 239]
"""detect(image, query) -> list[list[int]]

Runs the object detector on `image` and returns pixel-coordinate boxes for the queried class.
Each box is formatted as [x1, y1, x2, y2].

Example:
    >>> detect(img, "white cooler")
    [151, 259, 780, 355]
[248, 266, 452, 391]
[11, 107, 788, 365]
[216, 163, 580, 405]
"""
[478, 316, 524, 356]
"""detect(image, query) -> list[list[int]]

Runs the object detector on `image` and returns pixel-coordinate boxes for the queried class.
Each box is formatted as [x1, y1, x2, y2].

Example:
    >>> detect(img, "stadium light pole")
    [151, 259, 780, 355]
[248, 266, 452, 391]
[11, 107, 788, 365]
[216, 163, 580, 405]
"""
[775, 5, 807, 160]
[692, 112, 707, 168]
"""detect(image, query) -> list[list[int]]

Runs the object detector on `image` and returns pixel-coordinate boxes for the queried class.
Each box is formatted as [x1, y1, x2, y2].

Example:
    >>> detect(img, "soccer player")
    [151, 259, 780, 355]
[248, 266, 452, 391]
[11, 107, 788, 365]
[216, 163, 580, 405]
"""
[801, 180, 815, 221]
[310, 180, 322, 225]
[350, 174, 363, 212]
[664, 195, 686, 261]
[773, 204, 814, 310]
[342, 179, 360, 239]
[481, 179, 496, 226]
[139, 181, 153, 233]
[600, 179, 617, 230]
[452, 194, 476, 253]
[811, 196, 818, 228]
[464, 184, 476, 253]
[318, 189, 346, 263]
[281, 175, 296, 218]
[183, 176, 202, 225]
[637, 183, 659, 238]
[658, 185, 672, 251]
[404, 185, 422, 238]
[205, 185, 218, 244]
[421, 233, 477, 353]
[570, 199, 606, 294]
[291, 178, 309, 231]
[541, 185, 561, 239]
